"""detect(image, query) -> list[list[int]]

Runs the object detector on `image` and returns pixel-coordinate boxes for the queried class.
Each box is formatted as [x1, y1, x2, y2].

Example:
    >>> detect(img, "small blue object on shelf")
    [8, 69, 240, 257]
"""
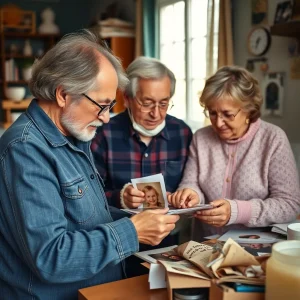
[232, 282, 265, 293]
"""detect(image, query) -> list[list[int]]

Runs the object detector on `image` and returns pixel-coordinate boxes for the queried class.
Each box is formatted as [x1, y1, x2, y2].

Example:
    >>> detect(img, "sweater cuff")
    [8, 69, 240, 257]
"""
[226, 199, 238, 225]
[120, 183, 132, 208]
[235, 200, 252, 224]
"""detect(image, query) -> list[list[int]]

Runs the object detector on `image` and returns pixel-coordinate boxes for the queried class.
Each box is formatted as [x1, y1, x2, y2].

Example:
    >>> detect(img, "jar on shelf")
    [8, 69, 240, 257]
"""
[266, 240, 300, 300]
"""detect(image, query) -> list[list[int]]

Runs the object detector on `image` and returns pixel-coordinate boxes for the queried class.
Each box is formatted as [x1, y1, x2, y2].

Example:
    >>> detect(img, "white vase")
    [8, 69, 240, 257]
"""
[22, 66, 32, 81]
[23, 40, 32, 56]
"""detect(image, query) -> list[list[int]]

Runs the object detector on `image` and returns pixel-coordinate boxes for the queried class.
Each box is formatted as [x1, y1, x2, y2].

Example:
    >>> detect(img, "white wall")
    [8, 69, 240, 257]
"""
[232, 0, 300, 144]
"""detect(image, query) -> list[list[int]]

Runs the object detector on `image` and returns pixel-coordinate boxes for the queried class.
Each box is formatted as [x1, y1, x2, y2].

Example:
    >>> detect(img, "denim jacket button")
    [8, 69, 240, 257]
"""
[90, 174, 95, 179]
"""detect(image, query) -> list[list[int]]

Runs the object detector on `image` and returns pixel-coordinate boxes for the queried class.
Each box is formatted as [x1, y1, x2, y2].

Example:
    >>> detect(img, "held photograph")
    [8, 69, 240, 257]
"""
[131, 173, 168, 209]
[136, 182, 165, 209]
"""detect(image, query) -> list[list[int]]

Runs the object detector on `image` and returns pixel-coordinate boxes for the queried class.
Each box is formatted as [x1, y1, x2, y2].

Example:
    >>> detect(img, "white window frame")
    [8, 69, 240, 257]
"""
[156, 0, 216, 131]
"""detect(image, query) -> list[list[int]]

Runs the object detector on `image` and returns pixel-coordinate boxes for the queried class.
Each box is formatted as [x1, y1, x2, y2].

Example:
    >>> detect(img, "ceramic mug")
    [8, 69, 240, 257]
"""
[287, 223, 300, 240]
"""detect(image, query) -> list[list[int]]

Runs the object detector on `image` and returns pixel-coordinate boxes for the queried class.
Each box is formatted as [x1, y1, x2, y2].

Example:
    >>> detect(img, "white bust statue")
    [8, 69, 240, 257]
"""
[38, 7, 60, 34]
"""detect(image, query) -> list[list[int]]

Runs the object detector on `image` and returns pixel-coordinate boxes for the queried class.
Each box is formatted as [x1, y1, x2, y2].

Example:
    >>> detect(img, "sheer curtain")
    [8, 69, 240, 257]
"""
[204, 0, 233, 126]
[135, 0, 143, 57]
[218, 0, 234, 67]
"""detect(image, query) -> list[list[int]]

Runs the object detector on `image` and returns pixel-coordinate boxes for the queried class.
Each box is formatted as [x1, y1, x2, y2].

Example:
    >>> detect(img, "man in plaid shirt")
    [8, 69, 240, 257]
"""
[91, 57, 192, 209]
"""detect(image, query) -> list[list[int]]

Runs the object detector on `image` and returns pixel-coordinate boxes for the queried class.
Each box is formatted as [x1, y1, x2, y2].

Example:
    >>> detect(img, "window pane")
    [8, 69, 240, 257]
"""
[160, 5, 174, 43]
[169, 79, 186, 120]
[160, 2, 185, 43]
[173, 1, 185, 41]
[191, 0, 208, 37]
[189, 79, 205, 123]
[191, 37, 207, 78]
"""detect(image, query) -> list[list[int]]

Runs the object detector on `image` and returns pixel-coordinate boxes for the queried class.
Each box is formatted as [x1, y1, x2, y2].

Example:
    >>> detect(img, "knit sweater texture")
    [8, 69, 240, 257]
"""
[179, 119, 300, 241]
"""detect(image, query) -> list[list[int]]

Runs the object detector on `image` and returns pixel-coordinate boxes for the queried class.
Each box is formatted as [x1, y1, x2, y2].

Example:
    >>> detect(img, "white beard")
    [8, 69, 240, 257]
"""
[61, 108, 103, 142]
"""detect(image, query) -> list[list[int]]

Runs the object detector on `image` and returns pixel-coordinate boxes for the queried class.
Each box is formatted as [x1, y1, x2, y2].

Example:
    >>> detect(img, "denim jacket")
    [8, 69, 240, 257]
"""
[0, 99, 138, 300]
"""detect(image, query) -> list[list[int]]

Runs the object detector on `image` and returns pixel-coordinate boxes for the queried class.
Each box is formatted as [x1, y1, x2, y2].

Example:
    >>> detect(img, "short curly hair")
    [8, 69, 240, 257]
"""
[200, 65, 263, 122]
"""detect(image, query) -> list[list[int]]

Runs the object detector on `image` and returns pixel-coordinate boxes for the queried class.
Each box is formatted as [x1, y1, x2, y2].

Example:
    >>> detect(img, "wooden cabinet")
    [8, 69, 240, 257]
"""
[105, 36, 135, 113]
[0, 32, 59, 128]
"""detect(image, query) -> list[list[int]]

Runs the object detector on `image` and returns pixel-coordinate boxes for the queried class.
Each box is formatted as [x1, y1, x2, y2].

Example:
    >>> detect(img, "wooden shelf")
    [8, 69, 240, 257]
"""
[270, 22, 300, 38]
[2, 99, 31, 128]
[2, 98, 31, 109]
[4, 54, 35, 59]
[3, 32, 60, 39]
[7, 80, 28, 84]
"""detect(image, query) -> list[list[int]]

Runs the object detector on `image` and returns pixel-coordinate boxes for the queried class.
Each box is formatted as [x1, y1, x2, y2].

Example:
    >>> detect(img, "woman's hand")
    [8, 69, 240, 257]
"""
[194, 199, 231, 227]
[167, 188, 200, 208]
[123, 185, 145, 208]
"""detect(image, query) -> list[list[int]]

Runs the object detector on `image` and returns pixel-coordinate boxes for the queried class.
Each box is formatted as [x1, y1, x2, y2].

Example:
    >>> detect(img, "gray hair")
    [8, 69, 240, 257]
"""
[200, 65, 263, 122]
[29, 29, 128, 102]
[125, 56, 176, 98]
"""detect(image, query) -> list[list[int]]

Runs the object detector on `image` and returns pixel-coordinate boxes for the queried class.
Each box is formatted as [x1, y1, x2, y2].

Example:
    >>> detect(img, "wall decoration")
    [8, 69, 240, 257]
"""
[38, 7, 60, 34]
[288, 39, 299, 57]
[274, 1, 293, 24]
[251, 0, 268, 25]
[247, 27, 271, 56]
[262, 72, 285, 117]
[290, 57, 300, 79]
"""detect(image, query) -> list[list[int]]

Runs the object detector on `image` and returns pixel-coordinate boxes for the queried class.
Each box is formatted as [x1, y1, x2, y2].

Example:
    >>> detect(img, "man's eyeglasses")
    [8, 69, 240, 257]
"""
[82, 93, 116, 116]
[135, 97, 174, 113]
[203, 108, 241, 122]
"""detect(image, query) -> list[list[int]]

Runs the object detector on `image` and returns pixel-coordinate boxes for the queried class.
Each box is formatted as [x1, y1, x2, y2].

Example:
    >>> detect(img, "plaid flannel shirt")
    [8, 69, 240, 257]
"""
[91, 110, 193, 208]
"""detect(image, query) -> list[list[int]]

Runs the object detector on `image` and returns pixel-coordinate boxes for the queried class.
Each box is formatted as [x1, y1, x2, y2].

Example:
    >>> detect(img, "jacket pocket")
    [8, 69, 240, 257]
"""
[61, 177, 95, 224]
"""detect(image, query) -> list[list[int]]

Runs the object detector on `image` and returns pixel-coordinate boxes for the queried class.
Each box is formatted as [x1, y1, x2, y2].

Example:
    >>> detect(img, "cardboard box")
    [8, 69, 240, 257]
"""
[166, 272, 210, 300]
[209, 280, 264, 300]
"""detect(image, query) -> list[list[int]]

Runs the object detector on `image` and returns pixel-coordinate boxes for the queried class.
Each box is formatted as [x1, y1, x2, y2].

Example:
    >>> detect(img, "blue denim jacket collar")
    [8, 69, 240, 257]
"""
[26, 99, 72, 148]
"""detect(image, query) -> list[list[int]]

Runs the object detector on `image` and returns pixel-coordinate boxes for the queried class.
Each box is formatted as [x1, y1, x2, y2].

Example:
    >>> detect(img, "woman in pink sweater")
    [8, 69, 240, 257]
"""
[168, 66, 300, 241]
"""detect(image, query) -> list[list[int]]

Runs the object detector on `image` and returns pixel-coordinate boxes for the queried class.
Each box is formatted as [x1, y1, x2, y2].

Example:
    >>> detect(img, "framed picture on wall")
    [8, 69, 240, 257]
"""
[274, 1, 293, 24]
[251, 0, 268, 25]
[262, 72, 285, 117]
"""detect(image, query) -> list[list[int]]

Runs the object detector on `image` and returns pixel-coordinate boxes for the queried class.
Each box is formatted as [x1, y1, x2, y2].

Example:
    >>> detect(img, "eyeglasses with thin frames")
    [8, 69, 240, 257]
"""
[82, 93, 116, 116]
[135, 97, 174, 113]
[203, 108, 241, 122]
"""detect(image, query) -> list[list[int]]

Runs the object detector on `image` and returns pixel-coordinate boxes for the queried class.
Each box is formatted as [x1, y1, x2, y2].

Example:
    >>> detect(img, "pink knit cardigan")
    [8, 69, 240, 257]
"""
[179, 119, 300, 240]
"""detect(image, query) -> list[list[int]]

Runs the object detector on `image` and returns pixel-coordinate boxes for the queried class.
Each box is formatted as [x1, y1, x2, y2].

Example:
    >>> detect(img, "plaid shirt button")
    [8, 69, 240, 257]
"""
[144, 153, 148, 158]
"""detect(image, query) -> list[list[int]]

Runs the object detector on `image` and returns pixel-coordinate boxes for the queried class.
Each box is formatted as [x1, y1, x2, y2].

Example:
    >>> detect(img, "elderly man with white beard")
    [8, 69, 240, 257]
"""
[0, 30, 179, 300]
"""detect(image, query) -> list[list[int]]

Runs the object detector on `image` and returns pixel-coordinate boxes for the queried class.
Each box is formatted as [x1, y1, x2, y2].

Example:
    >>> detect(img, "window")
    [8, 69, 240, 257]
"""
[157, 0, 219, 130]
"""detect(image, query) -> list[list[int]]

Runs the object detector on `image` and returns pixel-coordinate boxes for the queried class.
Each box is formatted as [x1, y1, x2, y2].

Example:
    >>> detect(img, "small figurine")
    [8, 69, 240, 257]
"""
[23, 39, 33, 56]
[38, 7, 60, 34]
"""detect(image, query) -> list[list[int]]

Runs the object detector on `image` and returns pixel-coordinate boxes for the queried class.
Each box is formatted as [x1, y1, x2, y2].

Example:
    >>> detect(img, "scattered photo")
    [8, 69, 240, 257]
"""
[134, 245, 178, 264]
[149, 251, 184, 263]
[218, 228, 285, 244]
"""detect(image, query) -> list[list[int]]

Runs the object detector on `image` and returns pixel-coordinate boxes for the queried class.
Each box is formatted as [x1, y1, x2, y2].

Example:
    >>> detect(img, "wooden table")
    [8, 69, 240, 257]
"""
[78, 274, 168, 300]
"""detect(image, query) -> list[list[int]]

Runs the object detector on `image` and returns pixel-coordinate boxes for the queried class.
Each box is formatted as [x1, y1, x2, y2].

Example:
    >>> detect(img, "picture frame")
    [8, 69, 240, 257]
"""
[262, 72, 285, 117]
[274, 1, 293, 24]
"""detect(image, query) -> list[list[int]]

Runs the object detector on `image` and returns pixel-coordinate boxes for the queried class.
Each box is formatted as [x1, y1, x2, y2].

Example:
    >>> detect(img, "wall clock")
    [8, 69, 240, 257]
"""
[247, 27, 271, 56]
